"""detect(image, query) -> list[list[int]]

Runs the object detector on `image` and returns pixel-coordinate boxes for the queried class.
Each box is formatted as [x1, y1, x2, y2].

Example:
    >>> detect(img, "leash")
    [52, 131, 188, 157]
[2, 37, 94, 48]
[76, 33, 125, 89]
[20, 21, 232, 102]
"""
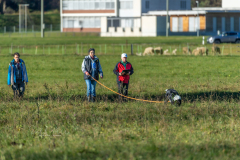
[89, 75, 165, 103]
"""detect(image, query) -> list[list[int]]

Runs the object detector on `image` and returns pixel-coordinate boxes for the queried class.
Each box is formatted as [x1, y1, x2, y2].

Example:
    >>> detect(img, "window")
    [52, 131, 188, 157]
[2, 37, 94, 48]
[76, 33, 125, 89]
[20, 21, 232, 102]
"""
[62, 0, 115, 10]
[63, 17, 101, 28]
[63, 2, 68, 10]
[120, 1, 133, 9]
[229, 32, 237, 35]
[68, 20, 74, 28]
[111, 2, 115, 9]
[95, 2, 99, 9]
[180, 1, 186, 9]
[145, 1, 149, 9]
[106, 2, 111, 9]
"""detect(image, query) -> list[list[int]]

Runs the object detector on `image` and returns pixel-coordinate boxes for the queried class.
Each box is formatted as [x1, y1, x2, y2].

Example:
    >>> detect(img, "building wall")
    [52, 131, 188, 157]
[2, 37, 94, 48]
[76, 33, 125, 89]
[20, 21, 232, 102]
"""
[222, 0, 240, 8]
[206, 13, 240, 33]
[61, 0, 118, 32]
[119, 0, 141, 17]
[141, 16, 157, 36]
[141, 0, 191, 13]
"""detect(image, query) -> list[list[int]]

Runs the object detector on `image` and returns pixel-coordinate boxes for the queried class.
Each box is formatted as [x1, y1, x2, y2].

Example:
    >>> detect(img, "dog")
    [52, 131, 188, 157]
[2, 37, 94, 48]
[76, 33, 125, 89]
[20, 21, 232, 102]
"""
[165, 89, 181, 106]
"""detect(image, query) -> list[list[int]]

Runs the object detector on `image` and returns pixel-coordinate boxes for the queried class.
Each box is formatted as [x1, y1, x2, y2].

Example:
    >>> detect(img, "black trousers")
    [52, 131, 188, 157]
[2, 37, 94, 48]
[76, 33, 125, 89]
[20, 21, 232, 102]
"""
[12, 79, 25, 98]
[118, 81, 129, 101]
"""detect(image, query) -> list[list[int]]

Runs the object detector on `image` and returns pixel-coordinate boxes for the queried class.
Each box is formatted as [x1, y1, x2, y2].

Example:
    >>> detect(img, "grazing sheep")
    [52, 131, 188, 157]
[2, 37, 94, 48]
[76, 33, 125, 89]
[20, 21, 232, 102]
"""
[212, 46, 221, 55]
[154, 47, 163, 55]
[192, 48, 203, 56]
[182, 47, 192, 55]
[143, 47, 154, 56]
[172, 49, 177, 55]
[197, 47, 209, 56]
[163, 49, 171, 55]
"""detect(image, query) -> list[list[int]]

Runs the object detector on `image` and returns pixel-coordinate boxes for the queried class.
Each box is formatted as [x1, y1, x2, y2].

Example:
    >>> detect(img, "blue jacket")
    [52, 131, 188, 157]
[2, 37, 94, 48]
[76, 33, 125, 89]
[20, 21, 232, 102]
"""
[8, 59, 28, 85]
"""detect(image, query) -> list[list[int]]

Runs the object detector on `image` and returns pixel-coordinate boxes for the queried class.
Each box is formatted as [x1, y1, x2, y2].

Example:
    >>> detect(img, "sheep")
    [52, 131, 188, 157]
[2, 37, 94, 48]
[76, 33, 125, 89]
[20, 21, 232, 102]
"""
[212, 46, 221, 55]
[182, 47, 192, 55]
[154, 47, 163, 55]
[163, 49, 171, 55]
[192, 48, 203, 56]
[197, 47, 209, 56]
[172, 49, 177, 55]
[143, 47, 154, 56]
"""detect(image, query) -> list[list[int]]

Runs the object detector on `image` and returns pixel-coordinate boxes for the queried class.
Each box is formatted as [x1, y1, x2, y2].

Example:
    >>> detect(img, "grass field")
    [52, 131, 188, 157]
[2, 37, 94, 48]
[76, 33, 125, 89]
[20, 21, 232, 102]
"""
[1, 53, 240, 159]
[0, 33, 208, 45]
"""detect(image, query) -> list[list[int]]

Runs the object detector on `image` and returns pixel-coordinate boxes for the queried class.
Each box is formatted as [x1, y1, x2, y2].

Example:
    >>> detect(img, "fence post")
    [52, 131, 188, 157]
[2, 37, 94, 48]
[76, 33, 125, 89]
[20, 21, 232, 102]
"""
[81, 42, 83, 55]
[131, 44, 133, 55]
[35, 46, 38, 55]
[50, 24, 52, 32]
[105, 44, 106, 54]
[13, 26, 15, 33]
[4, 26, 6, 34]
[222, 46, 224, 55]
[32, 25, 34, 32]
[230, 44, 232, 56]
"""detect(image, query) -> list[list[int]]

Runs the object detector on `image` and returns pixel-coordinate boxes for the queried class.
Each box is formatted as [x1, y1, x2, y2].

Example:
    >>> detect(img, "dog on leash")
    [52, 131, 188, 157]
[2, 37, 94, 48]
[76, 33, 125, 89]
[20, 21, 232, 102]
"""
[165, 89, 181, 106]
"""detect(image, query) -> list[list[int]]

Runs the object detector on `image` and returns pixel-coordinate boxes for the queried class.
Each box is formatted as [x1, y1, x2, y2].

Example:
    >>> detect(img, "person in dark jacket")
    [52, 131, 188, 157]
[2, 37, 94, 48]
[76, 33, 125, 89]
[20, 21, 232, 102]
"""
[81, 48, 103, 102]
[113, 53, 134, 101]
[8, 52, 28, 98]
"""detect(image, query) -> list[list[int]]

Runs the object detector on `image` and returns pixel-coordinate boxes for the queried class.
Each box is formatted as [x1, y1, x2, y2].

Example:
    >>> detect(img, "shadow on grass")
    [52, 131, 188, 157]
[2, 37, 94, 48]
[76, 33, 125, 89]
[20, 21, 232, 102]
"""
[21, 90, 240, 103]
[2, 142, 239, 160]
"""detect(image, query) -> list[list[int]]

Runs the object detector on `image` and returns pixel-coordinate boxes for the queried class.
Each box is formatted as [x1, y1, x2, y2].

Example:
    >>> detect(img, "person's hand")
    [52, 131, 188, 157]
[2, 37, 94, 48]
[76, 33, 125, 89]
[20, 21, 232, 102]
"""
[26, 82, 28, 86]
[100, 76, 103, 79]
[85, 72, 90, 76]
[119, 72, 122, 76]
[126, 72, 130, 75]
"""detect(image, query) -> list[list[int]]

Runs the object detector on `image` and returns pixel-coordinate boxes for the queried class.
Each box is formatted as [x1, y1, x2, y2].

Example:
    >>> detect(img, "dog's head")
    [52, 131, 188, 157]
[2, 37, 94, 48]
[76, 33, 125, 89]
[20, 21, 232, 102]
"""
[173, 95, 181, 106]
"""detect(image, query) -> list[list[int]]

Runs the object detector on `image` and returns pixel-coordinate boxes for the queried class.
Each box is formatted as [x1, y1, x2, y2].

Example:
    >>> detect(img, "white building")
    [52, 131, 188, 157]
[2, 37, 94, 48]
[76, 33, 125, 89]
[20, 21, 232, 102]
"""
[222, 0, 240, 8]
[60, 0, 191, 34]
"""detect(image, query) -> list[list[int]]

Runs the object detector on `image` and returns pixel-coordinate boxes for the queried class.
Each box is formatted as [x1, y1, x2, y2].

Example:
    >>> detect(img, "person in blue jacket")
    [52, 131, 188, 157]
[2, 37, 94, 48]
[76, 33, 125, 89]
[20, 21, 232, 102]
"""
[8, 52, 28, 98]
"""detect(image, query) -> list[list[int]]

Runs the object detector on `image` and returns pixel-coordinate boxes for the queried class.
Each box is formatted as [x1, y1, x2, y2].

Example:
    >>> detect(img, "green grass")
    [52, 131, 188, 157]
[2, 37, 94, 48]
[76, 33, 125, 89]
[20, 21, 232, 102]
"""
[0, 33, 208, 45]
[1, 54, 240, 159]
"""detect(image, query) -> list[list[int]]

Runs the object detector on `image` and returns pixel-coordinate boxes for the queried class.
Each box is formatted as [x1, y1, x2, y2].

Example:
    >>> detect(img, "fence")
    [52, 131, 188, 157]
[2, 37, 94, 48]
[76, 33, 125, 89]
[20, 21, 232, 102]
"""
[1, 43, 240, 56]
[0, 24, 60, 33]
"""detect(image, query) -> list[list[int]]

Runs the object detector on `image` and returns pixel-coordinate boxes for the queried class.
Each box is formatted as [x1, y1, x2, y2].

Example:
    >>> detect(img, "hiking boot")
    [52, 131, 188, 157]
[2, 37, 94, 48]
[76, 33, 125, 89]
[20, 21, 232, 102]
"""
[87, 96, 91, 102]
[91, 96, 96, 102]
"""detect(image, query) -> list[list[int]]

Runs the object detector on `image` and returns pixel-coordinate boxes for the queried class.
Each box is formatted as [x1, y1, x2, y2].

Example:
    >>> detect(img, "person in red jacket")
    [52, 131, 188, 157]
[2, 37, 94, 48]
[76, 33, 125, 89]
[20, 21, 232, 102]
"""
[113, 53, 134, 101]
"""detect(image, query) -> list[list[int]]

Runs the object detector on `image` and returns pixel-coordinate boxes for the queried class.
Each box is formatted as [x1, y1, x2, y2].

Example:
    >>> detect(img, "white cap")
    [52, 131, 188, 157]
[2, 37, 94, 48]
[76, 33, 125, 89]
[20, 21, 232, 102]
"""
[121, 53, 127, 58]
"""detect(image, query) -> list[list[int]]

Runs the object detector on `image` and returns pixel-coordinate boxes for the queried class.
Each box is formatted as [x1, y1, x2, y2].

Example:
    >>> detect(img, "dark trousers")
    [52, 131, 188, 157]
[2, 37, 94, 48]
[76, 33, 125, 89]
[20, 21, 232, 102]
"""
[12, 80, 25, 98]
[118, 81, 129, 101]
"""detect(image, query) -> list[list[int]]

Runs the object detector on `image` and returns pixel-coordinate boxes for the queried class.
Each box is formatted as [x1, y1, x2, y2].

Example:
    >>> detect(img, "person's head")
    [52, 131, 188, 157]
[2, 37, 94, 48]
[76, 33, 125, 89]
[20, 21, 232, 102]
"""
[121, 53, 127, 63]
[88, 48, 95, 58]
[14, 52, 20, 63]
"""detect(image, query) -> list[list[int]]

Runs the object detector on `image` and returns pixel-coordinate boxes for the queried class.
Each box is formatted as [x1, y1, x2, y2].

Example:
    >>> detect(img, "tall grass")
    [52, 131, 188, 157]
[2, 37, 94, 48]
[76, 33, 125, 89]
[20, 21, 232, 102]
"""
[1, 55, 240, 159]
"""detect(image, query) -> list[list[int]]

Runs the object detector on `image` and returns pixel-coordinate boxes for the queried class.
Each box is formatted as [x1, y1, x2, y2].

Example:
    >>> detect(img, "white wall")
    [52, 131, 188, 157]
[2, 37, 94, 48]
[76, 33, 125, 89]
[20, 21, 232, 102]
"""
[119, 0, 141, 17]
[222, 0, 240, 8]
[141, 16, 157, 36]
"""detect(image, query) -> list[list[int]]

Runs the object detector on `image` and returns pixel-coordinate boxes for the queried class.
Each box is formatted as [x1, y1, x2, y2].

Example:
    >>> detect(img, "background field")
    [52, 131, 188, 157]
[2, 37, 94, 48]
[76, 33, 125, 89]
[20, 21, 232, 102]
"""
[1, 35, 240, 159]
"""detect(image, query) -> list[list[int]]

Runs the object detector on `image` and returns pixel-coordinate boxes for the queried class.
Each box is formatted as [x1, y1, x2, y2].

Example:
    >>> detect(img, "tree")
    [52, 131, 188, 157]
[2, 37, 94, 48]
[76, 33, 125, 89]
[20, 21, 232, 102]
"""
[191, 0, 221, 8]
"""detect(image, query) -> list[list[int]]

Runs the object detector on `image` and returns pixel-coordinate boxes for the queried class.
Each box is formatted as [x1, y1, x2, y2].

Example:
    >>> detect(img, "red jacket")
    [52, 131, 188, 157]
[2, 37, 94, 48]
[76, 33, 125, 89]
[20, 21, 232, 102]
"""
[113, 61, 134, 83]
